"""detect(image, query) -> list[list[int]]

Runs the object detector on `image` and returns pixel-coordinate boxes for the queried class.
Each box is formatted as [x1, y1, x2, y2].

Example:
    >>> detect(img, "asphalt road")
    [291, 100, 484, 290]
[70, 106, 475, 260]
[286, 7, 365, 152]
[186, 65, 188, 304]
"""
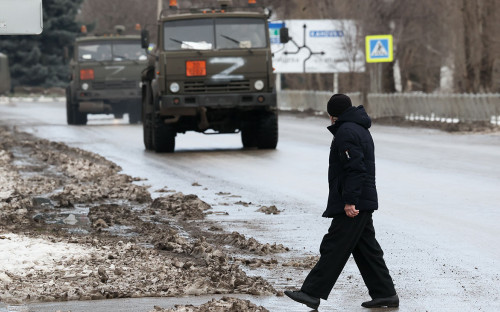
[1, 99, 499, 312]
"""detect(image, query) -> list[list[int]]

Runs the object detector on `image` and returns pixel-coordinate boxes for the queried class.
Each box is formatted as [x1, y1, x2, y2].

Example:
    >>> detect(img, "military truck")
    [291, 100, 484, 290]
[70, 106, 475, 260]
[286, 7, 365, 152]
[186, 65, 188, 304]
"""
[140, 0, 288, 152]
[66, 33, 147, 125]
[0, 53, 11, 94]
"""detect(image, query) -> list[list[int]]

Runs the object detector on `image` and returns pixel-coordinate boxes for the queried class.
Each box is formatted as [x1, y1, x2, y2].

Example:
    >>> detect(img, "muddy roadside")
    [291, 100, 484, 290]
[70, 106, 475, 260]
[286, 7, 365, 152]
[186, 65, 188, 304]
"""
[0, 126, 316, 311]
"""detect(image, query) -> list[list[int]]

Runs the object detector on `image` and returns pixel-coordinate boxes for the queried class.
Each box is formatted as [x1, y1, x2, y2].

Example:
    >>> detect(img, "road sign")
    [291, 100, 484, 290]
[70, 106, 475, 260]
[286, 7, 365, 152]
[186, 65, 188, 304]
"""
[268, 22, 284, 45]
[271, 20, 365, 73]
[365, 35, 393, 63]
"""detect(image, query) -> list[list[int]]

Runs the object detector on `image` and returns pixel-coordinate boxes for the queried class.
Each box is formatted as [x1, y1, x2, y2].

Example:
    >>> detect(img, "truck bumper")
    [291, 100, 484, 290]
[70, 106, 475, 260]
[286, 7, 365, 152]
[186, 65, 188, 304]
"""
[159, 92, 276, 115]
[76, 89, 141, 113]
[76, 89, 141, 102]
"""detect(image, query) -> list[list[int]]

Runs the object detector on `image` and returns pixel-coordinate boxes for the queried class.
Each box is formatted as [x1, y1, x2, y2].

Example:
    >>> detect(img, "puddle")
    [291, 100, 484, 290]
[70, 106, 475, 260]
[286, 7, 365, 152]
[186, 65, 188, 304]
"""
[101, 224, 138, 237]
[36, 203, 91, 228]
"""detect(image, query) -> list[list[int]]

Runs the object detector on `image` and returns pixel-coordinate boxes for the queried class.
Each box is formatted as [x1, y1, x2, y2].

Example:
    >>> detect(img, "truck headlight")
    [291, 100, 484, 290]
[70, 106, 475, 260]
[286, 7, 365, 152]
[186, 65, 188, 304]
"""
[254, 80, 264, 90]
[169, 82, 180, 93]
[81, 83, 89, 91]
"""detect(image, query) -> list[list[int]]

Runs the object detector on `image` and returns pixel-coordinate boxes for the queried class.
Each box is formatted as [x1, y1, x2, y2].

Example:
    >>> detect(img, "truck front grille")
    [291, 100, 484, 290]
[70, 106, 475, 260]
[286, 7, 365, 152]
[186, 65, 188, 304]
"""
[92, 81, 138, 90]
[184, 80, 251, 93]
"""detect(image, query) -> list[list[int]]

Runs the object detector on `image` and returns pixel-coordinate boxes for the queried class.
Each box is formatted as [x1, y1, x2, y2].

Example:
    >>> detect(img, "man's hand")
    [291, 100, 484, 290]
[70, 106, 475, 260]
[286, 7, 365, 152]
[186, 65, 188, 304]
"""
[344, 204, 359, 218]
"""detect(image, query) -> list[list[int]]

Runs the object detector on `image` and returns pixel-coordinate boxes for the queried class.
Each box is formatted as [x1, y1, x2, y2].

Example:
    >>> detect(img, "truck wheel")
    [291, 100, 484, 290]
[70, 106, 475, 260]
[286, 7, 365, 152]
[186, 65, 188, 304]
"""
[129, 109, 141, 124]
[241, 124, 258, 148]
[256, 112, 278, 149]
[142, 83, 154, 150]
[66, 94, 75, 125]
[66, 93, 87, 125]
[73, 102, 88, 125]
[143, 112, 153, 150]
[153, 115, 176, 153]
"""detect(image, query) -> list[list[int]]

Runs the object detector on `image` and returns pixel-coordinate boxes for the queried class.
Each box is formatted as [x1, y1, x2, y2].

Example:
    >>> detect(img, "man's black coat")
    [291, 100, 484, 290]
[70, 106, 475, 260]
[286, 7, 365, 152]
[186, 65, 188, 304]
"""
[323, 105, 378, 217]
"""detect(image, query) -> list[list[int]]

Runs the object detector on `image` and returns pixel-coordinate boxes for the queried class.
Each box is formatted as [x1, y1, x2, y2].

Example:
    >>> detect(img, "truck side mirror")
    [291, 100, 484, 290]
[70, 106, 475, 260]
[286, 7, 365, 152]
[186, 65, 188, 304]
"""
[141, 30, 150, 49]
[279, 27, 290, 44]
[63, 45, 74, 64]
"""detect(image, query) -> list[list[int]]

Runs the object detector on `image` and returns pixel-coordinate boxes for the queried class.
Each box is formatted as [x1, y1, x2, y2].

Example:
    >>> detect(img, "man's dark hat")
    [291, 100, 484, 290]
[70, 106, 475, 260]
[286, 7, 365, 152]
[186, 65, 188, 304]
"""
[327, 94, 352, 117]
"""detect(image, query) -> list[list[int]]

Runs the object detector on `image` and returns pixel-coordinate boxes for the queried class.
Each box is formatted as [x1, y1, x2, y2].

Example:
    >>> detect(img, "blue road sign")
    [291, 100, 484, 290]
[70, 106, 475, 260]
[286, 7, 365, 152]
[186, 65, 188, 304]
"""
[365, 35, 393, 63]
[269, 22, 285, 44]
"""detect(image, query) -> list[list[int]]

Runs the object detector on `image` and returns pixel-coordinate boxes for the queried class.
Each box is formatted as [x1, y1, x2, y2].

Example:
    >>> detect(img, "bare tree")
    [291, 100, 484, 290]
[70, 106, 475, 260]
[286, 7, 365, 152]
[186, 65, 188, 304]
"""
[453, 0, 499, 92]
[78, 0, 156, 35]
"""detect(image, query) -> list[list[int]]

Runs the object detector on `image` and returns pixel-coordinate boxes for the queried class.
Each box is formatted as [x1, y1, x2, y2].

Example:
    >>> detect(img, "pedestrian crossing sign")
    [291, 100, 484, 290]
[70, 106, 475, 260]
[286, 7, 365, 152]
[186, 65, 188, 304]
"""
[365, 35, 393, 63]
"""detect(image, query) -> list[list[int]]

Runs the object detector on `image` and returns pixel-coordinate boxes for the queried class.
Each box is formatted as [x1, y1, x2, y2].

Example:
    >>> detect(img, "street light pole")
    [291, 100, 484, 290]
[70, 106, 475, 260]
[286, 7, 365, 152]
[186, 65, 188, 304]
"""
[157, 0, 162, 19]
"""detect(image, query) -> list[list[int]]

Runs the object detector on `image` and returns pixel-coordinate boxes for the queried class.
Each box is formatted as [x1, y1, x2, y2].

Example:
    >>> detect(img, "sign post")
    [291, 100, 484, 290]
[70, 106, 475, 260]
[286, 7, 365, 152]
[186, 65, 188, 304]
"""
[365, 35, 393, 92]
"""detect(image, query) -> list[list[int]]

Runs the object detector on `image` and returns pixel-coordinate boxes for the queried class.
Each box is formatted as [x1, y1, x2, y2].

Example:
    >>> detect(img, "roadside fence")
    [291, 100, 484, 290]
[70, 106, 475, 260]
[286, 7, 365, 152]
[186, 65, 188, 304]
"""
[278, 91, 500, 124]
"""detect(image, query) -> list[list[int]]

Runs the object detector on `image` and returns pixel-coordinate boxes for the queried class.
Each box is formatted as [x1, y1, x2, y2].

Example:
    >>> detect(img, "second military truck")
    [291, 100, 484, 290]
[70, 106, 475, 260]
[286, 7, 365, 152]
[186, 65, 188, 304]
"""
[141, 1, 282, 152]
[66, 34, 147, 125]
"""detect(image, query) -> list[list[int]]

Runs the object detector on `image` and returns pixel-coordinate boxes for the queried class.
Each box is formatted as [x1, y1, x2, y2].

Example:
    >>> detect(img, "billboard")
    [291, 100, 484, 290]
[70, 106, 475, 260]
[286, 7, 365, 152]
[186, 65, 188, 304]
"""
[270, 20, 365, 73]
[0, 0, 43, 35]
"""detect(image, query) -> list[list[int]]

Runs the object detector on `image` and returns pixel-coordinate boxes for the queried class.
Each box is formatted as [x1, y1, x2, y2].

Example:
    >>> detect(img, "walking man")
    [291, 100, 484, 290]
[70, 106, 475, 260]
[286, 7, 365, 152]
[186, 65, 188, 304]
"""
[284, 94, 398, 310]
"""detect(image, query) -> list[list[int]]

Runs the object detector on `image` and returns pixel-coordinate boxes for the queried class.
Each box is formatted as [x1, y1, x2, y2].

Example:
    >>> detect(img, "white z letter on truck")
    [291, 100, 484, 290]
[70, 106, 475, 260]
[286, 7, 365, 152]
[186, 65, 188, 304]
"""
[209, 57, 245, 80]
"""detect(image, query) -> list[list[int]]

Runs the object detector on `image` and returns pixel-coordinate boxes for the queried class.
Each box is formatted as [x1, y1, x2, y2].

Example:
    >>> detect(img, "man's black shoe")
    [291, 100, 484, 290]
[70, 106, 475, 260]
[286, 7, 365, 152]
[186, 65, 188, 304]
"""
[284, 290, 320, 310]
[361, 294, 399, 308]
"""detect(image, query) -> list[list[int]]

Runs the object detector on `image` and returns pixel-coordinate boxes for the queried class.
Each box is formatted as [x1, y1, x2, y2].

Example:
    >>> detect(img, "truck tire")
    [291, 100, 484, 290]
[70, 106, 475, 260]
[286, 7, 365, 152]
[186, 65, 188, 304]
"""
[66, 89, 87, 125]
[256, 112, 278, 149]
[153, 115, 176, 153]
[72, 102, 87, 125]
[143, 112, 153, 150]
[66, 93, 75, 125]
[241, 123, 258, 148]
[129, 109, 141, 124]
[142, 83, 154, 150]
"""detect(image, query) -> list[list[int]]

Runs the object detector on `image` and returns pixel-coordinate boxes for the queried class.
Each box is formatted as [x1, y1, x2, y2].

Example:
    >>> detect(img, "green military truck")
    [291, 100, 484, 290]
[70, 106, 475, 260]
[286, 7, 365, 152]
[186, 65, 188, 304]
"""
[140, 0, 286, 152]
[0, 53, 11, 94]
[66, 35, 147, 125]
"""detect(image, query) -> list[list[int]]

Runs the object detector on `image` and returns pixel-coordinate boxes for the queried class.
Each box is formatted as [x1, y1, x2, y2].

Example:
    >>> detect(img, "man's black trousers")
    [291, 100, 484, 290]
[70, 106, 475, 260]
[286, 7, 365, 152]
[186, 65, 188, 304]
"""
[301, 211, 396, 300]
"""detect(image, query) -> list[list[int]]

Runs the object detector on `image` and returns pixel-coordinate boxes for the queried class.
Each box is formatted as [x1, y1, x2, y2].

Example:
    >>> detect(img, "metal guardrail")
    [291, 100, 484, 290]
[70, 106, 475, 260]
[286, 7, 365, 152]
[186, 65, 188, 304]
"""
[277, 90, 363, 113]
[278, 91, 500, 123]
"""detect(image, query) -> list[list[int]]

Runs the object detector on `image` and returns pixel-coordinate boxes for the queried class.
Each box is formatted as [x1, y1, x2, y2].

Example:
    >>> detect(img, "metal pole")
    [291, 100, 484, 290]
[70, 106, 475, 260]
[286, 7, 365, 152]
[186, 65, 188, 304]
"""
[157, 0, 162, 20]
[333, 73, 339, 94]
[275, 73, 281, 92]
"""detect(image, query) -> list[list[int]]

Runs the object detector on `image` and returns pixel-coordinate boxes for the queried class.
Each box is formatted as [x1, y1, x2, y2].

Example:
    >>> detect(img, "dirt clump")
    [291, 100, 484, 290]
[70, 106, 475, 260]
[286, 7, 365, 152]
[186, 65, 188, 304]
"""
[256, 205, 281, 215]
[282, 255, 320, 269]
[215, 231, 289, 255]
[234, 200, 252, 207]
[88, 204, 137, 228]
[152, 296, 269, 312]
[234, 257, 279, 269]
[148, 193, 211, 220]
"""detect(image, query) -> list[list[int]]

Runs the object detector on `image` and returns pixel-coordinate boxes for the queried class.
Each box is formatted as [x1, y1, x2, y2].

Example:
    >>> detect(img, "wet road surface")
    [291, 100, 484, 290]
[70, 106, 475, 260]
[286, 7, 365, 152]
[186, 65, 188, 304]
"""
[1, 100, 499, 311]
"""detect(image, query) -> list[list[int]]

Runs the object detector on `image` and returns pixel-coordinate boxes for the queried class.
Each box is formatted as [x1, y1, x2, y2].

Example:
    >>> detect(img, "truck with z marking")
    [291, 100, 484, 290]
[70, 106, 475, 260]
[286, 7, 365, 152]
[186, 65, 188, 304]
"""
[66, 28, 147, 125]
[140, 0, 289, 152]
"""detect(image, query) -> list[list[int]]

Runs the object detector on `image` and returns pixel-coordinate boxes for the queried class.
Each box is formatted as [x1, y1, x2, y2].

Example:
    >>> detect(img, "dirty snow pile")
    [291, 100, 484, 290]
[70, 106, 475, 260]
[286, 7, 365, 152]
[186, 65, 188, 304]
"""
[0, 126, 282, 305]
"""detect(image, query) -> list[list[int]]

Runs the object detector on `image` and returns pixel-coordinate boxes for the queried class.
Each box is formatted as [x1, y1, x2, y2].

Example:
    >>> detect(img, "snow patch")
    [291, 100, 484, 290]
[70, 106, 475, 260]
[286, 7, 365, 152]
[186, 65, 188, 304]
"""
[0, 233, 92, 275]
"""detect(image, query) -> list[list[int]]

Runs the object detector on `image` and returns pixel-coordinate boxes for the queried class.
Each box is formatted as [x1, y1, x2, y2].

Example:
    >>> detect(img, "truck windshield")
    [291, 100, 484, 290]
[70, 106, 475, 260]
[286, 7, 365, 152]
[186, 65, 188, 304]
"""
[163, 17, 267, 51]
[78, 41, 147, 62]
